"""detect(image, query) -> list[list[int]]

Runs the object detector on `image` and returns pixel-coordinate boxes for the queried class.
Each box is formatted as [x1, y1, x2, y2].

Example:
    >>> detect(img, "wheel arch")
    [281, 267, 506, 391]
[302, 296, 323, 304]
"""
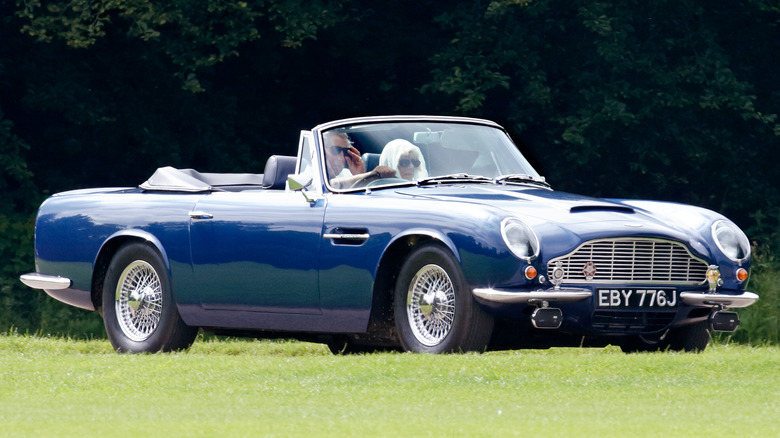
[91, 230, 170, 310]
[368, 230, 460, 332]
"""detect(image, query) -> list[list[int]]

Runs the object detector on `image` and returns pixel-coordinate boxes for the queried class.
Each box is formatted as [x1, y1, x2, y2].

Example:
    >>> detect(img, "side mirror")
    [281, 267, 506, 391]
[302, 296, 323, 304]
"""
[287, 174, 315, 203]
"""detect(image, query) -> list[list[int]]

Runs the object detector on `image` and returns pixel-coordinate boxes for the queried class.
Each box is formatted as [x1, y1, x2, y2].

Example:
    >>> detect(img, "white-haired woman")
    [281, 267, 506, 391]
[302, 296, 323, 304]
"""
[379, 139, 428, 181]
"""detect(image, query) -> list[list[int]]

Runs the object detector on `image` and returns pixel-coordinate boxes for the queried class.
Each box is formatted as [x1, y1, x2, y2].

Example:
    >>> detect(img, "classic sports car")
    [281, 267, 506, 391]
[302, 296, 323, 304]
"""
[21, 115, 758, 354]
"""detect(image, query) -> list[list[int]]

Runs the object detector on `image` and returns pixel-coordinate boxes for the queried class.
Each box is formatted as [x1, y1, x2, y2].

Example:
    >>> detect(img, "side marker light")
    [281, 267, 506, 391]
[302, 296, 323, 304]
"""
[736, 268, 748, 283]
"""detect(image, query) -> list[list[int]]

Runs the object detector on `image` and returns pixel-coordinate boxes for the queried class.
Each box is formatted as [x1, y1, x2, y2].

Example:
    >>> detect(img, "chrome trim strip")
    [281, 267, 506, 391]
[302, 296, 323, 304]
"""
[680, 291, 759, 308]
[312, 115, 502, 132]
[324, 233, 370, 241]
[20, 273, 71, 290]
[473, 287, 592, 304]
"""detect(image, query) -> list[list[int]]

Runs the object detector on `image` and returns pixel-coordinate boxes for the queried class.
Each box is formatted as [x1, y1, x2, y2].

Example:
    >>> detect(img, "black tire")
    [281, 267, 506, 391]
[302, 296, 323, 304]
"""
[620, 331, 671, 353]
[620, 321, 710, 353]
[393, 243, 493, 353]
[102, 242, 197, 353]
[667, 320, 710, 352]
[327, 336, 401, 355]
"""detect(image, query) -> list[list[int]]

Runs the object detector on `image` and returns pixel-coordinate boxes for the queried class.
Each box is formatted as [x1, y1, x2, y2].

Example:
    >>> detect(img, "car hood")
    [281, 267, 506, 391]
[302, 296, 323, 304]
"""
[391, 183, 719, 259]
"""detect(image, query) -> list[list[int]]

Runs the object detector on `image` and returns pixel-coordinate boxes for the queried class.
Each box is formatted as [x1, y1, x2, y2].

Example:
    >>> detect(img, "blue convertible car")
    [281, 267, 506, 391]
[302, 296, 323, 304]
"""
[21, 115, 758, 353]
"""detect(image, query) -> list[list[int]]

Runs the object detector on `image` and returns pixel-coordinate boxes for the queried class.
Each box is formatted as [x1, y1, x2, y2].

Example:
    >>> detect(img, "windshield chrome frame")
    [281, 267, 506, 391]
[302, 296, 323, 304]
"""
[312, 115, 537, 193]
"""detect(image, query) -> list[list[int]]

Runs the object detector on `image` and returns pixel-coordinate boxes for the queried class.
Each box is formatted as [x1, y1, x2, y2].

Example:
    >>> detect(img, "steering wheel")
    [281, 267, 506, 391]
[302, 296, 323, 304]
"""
[367, 177, 408, 187]
[349, 171, 382, 189]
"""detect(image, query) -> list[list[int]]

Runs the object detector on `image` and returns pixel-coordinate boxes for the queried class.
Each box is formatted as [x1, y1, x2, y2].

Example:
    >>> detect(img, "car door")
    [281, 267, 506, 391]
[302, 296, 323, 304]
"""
[188, 133, 327, 322]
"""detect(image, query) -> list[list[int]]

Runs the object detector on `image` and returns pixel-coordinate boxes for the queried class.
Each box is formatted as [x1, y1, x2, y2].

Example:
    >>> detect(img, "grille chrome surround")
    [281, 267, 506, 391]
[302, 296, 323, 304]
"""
[548, 238, 709, 285]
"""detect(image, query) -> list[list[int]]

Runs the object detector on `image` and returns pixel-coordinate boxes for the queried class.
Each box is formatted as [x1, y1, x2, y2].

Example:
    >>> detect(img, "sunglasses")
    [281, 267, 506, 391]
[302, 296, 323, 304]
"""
[327, 146, 348, 155]
[398, 158, 421, 168]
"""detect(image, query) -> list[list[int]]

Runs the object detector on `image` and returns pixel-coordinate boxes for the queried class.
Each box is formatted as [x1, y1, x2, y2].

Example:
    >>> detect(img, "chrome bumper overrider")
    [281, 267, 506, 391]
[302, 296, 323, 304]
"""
[20, 273, 72, 290]
[680, 291, 758, 308]
[473, 287, 592, 304]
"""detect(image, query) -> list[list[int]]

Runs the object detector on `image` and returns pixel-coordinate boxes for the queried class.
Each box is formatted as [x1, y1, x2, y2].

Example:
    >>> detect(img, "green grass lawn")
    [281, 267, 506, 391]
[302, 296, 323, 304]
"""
[1, 335, 777, 437]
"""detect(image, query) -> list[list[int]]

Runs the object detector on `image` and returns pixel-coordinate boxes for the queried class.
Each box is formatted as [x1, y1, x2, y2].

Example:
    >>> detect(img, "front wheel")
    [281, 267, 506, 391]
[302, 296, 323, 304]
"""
[102, 242, 197, 353]
[394, 244, 493, 353]
[667, 320, 710, 352]
[620, 321, 710, 353]
[620, 331, 671, 353]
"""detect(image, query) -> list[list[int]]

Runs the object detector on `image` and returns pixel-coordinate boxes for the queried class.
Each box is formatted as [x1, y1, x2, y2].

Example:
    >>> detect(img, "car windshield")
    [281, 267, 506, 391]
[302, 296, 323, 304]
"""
[321, 121, 542, 190]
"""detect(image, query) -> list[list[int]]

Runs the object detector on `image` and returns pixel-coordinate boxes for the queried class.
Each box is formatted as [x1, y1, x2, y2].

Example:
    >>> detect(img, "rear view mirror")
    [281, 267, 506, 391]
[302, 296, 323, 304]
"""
[413, 131, 442, 144]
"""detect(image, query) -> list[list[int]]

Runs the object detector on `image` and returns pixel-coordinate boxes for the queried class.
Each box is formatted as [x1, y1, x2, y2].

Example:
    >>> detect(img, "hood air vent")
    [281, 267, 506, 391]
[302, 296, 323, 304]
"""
[569, 205, 635, 214]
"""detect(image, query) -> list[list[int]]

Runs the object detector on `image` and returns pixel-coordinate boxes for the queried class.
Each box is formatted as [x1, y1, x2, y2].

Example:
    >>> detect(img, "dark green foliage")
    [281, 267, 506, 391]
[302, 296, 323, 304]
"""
[426, 0, 780, 226]
[1, 0, 778, 342]
[721, 246, 780, 344]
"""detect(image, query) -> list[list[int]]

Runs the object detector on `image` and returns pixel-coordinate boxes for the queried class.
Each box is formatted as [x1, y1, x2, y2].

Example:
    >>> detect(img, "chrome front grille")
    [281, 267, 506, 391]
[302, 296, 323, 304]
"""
[548, 238, 708, 285]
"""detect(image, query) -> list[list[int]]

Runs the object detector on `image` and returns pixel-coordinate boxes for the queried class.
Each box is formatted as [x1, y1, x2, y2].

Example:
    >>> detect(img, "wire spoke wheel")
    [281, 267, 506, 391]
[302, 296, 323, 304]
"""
[102, 243, 197, 353]
[115, 260, 163, 342]
[406, 264, 456, 346]
[394, 244, 493, 353]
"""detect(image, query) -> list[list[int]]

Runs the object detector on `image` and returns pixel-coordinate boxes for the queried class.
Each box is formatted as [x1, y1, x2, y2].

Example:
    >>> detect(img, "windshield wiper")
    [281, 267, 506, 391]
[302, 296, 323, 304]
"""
[494, 174, 551, 188]
[417, 173, 492, 186]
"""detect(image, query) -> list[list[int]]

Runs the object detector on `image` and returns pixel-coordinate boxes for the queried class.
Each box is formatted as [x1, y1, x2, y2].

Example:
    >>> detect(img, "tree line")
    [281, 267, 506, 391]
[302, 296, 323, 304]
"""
[1, 0, 778, 337]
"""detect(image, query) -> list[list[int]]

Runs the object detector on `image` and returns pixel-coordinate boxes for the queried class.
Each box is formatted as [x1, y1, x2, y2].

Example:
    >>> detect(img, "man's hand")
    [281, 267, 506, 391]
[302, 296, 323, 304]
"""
[344, 146, 366, 175]
[372, 165, 397, 178]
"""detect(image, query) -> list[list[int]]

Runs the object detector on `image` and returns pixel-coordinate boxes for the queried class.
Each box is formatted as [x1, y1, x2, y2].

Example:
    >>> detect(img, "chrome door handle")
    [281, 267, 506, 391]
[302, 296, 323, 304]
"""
[189, 211, 213, 219]
[324, 233, 369, 241]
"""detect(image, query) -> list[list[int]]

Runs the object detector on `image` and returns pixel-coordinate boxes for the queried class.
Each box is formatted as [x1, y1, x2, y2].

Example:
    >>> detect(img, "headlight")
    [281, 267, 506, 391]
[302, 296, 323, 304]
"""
[501, 218, 539, 261]
[711, 220, 751, 262]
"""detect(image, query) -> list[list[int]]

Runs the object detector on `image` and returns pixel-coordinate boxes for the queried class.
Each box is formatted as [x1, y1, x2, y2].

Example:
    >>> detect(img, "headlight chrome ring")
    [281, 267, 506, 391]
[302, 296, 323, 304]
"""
[501, 218, 540, 262]
[711, 220, 751, 263]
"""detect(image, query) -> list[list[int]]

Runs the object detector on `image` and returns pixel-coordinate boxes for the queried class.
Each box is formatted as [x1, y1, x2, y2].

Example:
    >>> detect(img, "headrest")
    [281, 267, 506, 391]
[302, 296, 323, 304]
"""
[262, 155, 297, 189]
[361, 153, 380, 172]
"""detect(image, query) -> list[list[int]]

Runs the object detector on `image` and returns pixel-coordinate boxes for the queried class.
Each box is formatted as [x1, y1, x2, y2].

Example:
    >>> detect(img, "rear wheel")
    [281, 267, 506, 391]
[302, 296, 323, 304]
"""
[102, 242, 197, 353]
[393, 244, 493, 353]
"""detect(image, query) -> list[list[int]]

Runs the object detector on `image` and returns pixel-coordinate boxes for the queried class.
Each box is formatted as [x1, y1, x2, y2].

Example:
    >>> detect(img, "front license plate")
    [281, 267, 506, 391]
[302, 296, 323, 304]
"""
[597, 288, 678, 308]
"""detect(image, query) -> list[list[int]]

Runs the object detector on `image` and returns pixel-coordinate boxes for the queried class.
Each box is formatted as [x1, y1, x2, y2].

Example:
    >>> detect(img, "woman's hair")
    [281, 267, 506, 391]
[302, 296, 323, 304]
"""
[379, 139, 428, 180]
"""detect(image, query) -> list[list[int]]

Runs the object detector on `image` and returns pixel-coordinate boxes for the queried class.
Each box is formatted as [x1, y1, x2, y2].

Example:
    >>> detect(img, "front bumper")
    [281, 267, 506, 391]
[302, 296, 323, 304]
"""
[473, 286, 759, 334]
[473, 287, 758, 309]
[679, 291, 758, 308]
[472, 287, 591, 304]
